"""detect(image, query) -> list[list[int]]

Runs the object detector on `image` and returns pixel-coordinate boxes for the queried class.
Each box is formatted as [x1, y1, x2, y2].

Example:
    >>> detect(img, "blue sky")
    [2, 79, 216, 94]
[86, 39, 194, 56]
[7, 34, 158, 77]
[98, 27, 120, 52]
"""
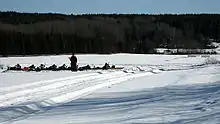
[0, 0, 219, 14]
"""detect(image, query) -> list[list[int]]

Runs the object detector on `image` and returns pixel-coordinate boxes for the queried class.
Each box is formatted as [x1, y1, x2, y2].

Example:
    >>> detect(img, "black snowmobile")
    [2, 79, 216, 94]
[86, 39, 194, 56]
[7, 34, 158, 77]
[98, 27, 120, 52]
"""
[3, 63, 123, 72]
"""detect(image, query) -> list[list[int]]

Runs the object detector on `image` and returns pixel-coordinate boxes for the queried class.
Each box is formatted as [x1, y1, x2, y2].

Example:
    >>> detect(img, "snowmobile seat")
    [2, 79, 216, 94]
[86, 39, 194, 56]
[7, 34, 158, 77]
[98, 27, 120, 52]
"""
[29, 64, 36, 71]
[39, 64, 46, 70]
[78, 65, 91, 71]
[94, 67, 102, 70]
[15, 64, 22, 70]
[7, 66, 16, 70]
[58, 64, 68, 70]
[111, 65, 116, 69]
[35, 67, 41, 72]
[47, 64, 58, 71]
[67, 67, 71, 70]
[7, 64, 22, 71]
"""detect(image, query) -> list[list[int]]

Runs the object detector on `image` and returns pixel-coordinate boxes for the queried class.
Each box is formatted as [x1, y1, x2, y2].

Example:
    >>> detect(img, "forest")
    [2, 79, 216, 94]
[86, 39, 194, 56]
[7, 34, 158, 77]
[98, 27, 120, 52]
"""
[0, 12, 219, 55]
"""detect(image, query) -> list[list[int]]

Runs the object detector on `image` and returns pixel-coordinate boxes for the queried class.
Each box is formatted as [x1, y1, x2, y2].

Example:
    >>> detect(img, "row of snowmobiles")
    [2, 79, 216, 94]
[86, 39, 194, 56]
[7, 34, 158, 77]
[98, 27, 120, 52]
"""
[5, 63, 123, 72]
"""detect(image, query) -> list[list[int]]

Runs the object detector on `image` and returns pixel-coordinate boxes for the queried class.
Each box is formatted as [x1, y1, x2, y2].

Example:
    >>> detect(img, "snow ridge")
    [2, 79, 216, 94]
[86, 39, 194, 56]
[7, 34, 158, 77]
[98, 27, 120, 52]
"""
[0, 70, 155, 123]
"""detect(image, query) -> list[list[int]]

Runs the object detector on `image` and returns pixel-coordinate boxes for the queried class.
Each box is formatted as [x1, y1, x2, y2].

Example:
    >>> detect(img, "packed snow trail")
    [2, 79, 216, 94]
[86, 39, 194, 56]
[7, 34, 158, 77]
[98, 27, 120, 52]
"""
[0, 70, 154, 108]
[0, 73, 100, 94]
[3, 80, 220, 124]
[0, 71, 121, 107]
[0, 70, 156, 123]
[47, 82, 220, 124]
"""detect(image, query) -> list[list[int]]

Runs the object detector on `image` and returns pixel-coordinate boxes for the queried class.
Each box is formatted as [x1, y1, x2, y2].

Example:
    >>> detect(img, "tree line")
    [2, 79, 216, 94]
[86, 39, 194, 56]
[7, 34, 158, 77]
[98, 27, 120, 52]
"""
[0, 12, 219, 55]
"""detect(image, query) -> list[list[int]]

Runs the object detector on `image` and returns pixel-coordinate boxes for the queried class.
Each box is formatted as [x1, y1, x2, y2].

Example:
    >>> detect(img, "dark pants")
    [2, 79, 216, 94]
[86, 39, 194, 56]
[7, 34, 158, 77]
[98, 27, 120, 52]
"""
[71, 63, 77, 71]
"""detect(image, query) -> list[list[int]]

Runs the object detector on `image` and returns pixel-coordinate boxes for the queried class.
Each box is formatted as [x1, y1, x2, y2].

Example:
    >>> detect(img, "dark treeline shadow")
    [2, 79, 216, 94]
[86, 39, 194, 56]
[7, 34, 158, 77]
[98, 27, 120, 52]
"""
[0, 11, 219, 56]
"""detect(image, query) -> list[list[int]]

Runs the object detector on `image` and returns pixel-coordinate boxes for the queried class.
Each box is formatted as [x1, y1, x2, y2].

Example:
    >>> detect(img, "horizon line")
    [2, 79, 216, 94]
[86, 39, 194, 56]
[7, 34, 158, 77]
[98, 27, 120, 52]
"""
[1, 11, 220, 16]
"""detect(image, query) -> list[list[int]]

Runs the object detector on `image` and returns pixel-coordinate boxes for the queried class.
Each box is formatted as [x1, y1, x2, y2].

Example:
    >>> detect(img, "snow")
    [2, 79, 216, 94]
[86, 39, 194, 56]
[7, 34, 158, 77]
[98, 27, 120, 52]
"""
[156, 42, 220, 54]
[0, 54, 220, 124]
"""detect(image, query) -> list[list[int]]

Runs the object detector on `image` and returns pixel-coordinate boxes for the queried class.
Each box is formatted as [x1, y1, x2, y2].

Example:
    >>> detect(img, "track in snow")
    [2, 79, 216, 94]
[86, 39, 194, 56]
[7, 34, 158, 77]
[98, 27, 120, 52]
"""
[0, 63, 216, 108]
[47, 82, 220, 124]
[0, 70, 155, 123]
[0, 61, 219, 123]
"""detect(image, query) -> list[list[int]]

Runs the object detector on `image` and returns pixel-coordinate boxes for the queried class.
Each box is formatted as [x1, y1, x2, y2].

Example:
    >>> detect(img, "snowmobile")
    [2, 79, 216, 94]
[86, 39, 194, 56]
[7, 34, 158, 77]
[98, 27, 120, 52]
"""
[3, 63, 124, 72]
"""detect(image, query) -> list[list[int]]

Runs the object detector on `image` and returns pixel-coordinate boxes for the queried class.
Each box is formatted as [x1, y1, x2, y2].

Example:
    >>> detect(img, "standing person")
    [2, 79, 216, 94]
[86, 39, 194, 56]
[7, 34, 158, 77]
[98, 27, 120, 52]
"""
[69, 53, 78, 71]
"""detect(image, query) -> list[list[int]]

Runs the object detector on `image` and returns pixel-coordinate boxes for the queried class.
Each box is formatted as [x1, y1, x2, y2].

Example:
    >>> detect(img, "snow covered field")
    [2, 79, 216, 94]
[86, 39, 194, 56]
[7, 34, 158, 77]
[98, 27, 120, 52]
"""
[0, 54, 220, 124]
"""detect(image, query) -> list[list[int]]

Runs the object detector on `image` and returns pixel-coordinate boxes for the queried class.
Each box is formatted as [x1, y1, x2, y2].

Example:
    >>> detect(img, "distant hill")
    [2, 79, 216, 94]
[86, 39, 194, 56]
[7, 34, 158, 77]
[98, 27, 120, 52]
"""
[0, 12, 220, 55]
